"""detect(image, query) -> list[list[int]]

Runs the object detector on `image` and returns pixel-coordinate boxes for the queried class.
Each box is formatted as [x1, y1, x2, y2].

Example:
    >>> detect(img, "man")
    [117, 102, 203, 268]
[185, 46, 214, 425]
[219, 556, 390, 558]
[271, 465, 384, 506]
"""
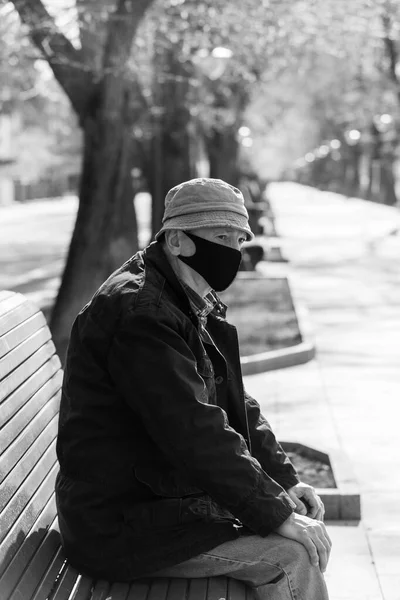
[55, 178, 331, 599]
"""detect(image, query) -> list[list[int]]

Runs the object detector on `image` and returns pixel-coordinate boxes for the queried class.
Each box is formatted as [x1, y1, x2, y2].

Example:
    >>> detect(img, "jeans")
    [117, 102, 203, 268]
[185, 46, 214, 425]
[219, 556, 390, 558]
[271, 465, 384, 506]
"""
[149, 533, 329, 600]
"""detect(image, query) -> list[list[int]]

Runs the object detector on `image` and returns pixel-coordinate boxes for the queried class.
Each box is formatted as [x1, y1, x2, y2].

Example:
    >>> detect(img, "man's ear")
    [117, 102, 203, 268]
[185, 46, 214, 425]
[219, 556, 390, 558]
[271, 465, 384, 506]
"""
[165, 230, 195, 257]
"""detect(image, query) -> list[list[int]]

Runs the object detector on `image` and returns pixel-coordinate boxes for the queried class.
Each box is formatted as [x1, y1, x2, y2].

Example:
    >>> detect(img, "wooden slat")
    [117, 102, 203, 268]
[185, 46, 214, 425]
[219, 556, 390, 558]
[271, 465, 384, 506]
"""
[166, 578, 188, 600]
[0, 401, 58, 488]
[227, 578, 249, 600]
[0, 353, 61, 426]
[0, 377, 61, 469]
[0, 495, 58, 587]
[90, 580, 112, 600]
[186, 579, 208, 600]
[28, 547, 66, 600]
[0, 327, 52, 380]
[0, 465, 58, 577]
[0, 312, 47, 360]
[0, 297, 39, 338]
[0, 419, 57, 512]
[7, 525, 61, 600]
[245, 586, 255, 600]
[126, 579, 151, 600]
[105, 582, 131, 600]
[207, 577, 229, 600]
[0, 374, 59, 457]
[147, 579, 170, 600]
[50, 563, 82, 600]
[68, 574, 94, 600]
[0, 291, 16, 304]
[0, 441, 57, 541]
[0, 293, 26, 316]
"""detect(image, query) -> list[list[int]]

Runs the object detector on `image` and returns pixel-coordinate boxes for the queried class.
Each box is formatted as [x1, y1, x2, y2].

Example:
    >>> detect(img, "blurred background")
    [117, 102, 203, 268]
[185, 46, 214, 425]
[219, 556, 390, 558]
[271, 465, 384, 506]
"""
[1, 0, 400, 349]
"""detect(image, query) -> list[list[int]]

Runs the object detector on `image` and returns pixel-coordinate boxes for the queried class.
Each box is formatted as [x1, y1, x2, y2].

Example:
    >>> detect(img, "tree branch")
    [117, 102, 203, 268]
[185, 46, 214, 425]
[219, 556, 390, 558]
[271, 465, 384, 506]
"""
[382, 14, 399, 87]
[11, 0, 92, 116]
[102, 0, 154, 74]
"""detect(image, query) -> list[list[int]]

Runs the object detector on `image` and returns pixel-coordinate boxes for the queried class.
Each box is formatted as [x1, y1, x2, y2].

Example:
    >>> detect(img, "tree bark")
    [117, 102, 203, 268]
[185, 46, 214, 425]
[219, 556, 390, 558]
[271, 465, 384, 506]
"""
[12, 0, 154, 359]
[206, 128, 240, 186]
[148, 44, 194, 237]
[49, 86, 141, 360]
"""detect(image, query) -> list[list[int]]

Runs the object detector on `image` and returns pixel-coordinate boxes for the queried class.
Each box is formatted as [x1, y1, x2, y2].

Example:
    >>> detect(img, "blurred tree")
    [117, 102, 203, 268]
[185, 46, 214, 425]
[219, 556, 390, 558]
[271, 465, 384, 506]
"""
[10, 0, 153, 358]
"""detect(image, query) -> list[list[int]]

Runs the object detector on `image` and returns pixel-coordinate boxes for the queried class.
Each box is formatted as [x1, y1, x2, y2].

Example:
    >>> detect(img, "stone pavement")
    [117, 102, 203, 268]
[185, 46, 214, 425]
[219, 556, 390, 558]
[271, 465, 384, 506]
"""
[244, 183, 400, 600]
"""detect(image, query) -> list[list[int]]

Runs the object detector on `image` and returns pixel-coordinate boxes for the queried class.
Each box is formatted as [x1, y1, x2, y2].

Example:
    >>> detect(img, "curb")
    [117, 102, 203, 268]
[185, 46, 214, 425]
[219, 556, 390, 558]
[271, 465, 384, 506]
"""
[237, 271, 316, 376]
[280, 441, 361, 521]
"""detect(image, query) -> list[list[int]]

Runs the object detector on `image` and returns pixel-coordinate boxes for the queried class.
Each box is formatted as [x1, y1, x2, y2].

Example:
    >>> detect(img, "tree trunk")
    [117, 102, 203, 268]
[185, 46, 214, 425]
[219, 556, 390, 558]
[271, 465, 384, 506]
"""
[149, 44, 194, 237]
[380, 160, 398, 205]
[206, 128, 240, 186]
[50, 85, 139, 360]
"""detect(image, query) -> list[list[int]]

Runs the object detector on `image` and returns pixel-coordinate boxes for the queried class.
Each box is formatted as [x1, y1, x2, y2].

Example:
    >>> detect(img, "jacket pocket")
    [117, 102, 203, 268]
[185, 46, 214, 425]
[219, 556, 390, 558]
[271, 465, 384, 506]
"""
[134, 465, 203, 498]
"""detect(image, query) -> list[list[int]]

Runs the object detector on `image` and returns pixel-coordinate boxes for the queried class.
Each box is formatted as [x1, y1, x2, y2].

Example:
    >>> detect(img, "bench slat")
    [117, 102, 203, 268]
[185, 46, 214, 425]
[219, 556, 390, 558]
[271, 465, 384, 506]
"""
[0, 298, 40, 340]
[68, 574, 94, 600]
[0, 496, 57, 587]
[104, 582, 131, 600]
[90, 580, 114, 600]
[0, 379, 61, 472]
[0, 465, 58, 575]
[147, 578, 170, 600]
[228, 578, 250, 600]
[166, 578, 188, 600]
[0, 327, 52, 380]
[126, 579, 151, 600]
[0, 418, 57, 512]
[0, 312, 47, 360]
[186, 579, 208, 600]
[207, 577, 229, 600]
[0, 353, 60, 426]
[0, 291, 17, 305]
[246, 587, 255, 600]
[0, 403, 58, 491]
[0, 441, 57, 541]
[0, 293, 29, 321]
[50, 563, 81, 600]
[7, 526, 61, 600]
[28, 546, 65, 600]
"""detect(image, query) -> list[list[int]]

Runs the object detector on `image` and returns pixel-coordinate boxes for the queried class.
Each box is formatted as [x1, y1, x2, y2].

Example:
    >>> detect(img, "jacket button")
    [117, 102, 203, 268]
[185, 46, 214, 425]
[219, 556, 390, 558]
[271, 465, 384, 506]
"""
[215, 376, 224, 384]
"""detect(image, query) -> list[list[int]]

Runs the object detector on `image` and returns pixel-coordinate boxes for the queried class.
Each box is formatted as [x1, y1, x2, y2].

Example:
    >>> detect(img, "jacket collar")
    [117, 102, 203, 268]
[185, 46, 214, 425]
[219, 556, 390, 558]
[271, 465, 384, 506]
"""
[143, 241, 195, 321]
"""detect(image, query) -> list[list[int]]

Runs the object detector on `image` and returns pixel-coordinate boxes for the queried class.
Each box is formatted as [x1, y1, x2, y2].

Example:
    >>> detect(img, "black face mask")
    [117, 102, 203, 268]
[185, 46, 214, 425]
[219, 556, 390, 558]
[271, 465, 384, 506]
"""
[177, 231, 242, 292]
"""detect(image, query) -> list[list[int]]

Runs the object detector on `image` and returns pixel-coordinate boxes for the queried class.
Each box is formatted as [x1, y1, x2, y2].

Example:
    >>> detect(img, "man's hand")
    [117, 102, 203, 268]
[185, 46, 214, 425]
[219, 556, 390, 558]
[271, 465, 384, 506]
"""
[276, 512, 332, 572]
[287, 482, 325, 520]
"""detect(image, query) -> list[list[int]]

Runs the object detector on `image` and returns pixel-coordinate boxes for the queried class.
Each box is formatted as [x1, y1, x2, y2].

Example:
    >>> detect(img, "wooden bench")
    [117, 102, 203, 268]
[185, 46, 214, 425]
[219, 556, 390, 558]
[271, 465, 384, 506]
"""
[0, 290, 251, 600]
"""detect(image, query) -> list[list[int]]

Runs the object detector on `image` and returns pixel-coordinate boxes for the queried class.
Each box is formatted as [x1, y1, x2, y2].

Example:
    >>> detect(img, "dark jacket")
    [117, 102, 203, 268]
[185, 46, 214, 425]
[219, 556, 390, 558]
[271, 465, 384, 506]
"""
[55, 241, 299, 581]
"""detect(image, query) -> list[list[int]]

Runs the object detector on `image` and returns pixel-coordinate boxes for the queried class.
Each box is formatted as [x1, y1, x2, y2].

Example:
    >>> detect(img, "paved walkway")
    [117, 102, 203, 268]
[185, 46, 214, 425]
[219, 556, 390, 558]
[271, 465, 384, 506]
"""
[244, 183, 400, 600]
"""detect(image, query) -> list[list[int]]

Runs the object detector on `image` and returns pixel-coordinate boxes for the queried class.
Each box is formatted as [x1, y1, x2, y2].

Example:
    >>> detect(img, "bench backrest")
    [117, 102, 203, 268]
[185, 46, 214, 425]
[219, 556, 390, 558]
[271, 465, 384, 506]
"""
[0, 291, 63, 600]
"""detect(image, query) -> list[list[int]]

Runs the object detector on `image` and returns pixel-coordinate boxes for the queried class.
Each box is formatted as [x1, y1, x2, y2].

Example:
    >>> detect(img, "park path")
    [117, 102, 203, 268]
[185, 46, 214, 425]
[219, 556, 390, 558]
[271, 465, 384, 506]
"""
[245, 183, 400, 600]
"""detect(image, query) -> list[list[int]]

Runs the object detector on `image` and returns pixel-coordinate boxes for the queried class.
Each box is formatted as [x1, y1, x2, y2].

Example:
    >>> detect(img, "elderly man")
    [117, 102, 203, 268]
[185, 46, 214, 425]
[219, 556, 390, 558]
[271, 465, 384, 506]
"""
[55, 178, 331, 599]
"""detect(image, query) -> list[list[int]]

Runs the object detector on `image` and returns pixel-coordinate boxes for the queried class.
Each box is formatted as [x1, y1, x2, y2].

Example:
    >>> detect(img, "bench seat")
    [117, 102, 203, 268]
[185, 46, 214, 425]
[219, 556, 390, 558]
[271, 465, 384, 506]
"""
[0, 291, 251, 600]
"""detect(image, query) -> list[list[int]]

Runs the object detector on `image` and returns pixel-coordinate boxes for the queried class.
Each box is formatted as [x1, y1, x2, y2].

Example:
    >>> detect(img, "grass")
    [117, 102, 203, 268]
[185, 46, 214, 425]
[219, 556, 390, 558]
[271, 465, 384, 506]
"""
[220, 276, 302, 356]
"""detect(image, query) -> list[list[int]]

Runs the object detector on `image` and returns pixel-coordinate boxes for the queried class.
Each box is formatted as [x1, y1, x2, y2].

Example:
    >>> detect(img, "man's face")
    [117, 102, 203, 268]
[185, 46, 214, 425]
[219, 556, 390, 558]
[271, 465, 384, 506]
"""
[186, 227, 247, 252]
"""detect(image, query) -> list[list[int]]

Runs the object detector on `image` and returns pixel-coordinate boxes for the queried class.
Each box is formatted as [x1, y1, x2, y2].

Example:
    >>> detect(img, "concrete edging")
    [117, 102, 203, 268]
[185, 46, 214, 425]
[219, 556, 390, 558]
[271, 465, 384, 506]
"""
[237, 272, 316, 376]
[281, 441, 361, 521]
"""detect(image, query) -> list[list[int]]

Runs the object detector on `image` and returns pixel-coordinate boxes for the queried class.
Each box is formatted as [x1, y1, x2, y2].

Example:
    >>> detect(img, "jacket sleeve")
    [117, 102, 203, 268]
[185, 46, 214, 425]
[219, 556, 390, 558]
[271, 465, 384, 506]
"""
[108, 306, 293, 536]
[244, 391, 300, 491]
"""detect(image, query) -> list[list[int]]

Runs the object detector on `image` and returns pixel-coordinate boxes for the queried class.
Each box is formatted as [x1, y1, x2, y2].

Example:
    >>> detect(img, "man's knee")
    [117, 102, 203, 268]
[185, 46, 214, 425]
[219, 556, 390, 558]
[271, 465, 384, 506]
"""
[272, 536, 313, 571]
